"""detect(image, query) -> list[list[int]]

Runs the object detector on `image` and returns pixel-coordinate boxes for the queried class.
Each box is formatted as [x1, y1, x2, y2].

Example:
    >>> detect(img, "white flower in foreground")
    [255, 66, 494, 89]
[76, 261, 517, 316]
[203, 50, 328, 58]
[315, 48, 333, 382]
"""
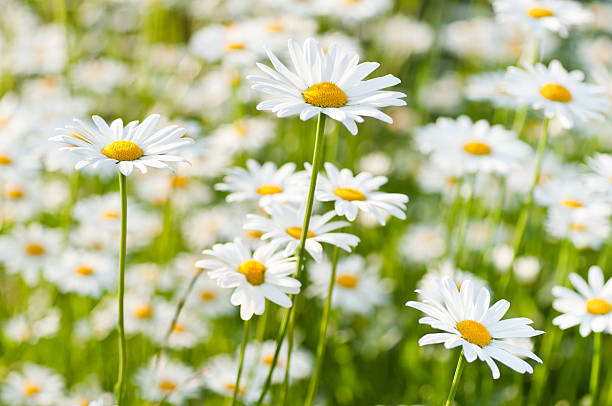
[492, 0, 591, 38]
[247, 37, 406, 135]
[1, 363, 65, 406]
[216, 160, 306, 207]
[553, 266, 612, 336]
[416, 116, 531, 175]
[51, 114, 193, 176]
[244, 202, 360, 262]
[134, 357, 201, 405]
[406, 277, 544, 379]
[196, 239, 300, 320]
[505, 60, 610, 128]
[316, 162, 408, 224]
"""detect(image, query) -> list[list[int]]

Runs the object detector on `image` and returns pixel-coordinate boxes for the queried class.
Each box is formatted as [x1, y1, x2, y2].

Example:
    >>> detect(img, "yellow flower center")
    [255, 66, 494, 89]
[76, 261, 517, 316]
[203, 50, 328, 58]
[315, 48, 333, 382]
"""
[75, 266, 94, 276]
[25, 243, 45, 256]
[257, 185, 283, 195]
[234, 123, 248, 136]
[456, 320, 491, 347]
[527, 7, 554, 18]
[263, 355, 281, 365]
[0, 155, 12, 165]
[24, 383, 40, 396]
[561, 199, 582, 208]
[101, 140, 143, 161]
[570, 223, 586, 230]
[172, 324, 185, 333]
[334, 187, 366, 201]
[102, 210, 120, 219]
[227, 42, 245, 51]
[158, 380, 177, 392]
[247, 230, 263, 239]
[303, 82, 348, 108]
[286, 226, 315, 239]
[201, 291, 216, 301]
[540, 83, 572, 103]
[171, 175, 188, 188]
[134, 305, 153, 319]
[464, 141, 491, 156]
[7, 188, 24, 199]
[267, 22, 284, 32]
[226, 383, 245, 395]
[586, 298, 612, 315]
[337, 274, 358, 289]
[238, 259, 266, 286]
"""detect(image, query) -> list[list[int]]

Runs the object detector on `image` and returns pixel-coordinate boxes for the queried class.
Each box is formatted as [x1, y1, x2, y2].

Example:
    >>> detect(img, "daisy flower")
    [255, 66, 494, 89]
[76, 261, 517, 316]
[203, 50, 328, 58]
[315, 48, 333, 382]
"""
[553, 266, 612, 336]
[45, 250, 116, 298]
[185, 273, 235, 317]
[51, 114, 193, 176]
[244, 340, 313, 384]
[545, 205, 610, 249]
[134, 357, 201, 405]
[400, 223, 447, 264]
[534, 177, 599, 210]
[203, 354, 261, 403]
[1, 363, 65, 406]
[406, 277, 544, 379]
[415, 116, 531, 175]
[244, 202, 360, 262]
[492, 0, 592, 38]
[316, 162, 408, 224]
[196, 239, 300, 320]
[585, 153, 612, 202]
[247, 37, 406, 135]
[417, 261, 490, 303]
[216, 160, 306, 207]
[504, 60, 610, 129]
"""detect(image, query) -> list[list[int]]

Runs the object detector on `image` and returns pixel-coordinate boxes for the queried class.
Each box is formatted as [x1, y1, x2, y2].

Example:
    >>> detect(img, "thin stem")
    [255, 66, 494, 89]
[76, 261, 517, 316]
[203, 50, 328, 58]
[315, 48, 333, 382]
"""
[255, 112, 327, 406]
[500, 118, 549, 294]
[445, 350, 465, 406]
[231, 319, 251, 406]
[590, 332, 602, 404]
[280, 309, 296, 406]
[305, 246, 340, 406]
[115, 171, 128, 405]
[455, 174, 477, 267]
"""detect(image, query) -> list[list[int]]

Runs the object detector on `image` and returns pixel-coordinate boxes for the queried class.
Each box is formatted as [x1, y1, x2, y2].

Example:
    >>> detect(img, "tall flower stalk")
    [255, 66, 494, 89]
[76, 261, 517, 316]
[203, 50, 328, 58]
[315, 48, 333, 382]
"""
[445, 350, 465, 406]
[231, 319, 250, 406]
[114, 171, 128, 405]
[590, 332, 602, 404]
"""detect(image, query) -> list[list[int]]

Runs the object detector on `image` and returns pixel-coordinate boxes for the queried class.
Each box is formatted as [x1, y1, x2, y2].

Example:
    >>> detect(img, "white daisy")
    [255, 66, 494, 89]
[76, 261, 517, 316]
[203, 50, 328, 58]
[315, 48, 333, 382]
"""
[399, 223, 446, 264]
[51, 114, 193, 176]
[545, 204, 610, 249]
[416, 116, 531, 175]
[534, 177, 599, 210]
[316, 162, 408, 224]
[553, 266, 612, 336]
[1, 363, 65, 406]
[216, 160, 306, 207]
[134, 357, 201, 405]
[244, 340, 313, 384]
[196, 239, 300, 320]
[203, 354, 261, 403]
[45, 250, 116, 298]
[585, 153, 612, 203]
[247, 37, 406, 135]
[417, 261, 490, 303]
[466, 71, 518, 109]
[185, 273, 235, 318]
[505, 60, 610, 128]
[406, 277, 544, 379]
[492, 0, 591, 38]
[244, 202, 360, 262]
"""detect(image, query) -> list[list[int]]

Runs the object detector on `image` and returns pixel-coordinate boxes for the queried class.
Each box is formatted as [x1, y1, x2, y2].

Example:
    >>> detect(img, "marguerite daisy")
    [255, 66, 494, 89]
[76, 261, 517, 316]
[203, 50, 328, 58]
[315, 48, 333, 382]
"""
[51, 114, 193, 176]
[315, 162, 408, 225]
[553, 266, 612, 336]
[196, 239, 300, 320]
[244, 202, 360, 262]
[504, 60, 610, 129]
[406, 277, 544, 379]
[247, 37, 406, 135]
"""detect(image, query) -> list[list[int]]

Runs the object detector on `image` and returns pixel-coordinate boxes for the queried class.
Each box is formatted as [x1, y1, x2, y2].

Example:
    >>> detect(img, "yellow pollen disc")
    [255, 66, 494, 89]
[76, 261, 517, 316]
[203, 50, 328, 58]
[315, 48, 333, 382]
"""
[134, 305, 152, 319]
[267, 22, 284, 32]
[561, 199, 582, 208]
[25, 243, 45, 256]
[456, 320, 491, 347]
[570, 223, 586, 230]
[201, 291, 216, 301]
[334, 187, 366, 201]
[464, 141, 491, 156]
[171, 175, 188, 188]
[227, 42, 245, 51]
[101, 140, 143, 161]
[76, 266, 94, 276]
[247, 230, 263, 239]
[226, 383, 245, 394]
[540, 83, 572, 103]
[234, 123, 248, 136]
[337, 274, 358, 289]
[0, 155, 12, 165]
[286, 226, 315, 239]
[587, 298, 612, 315]
[79, 402, 89, 406]
[527, 7, 554, 18]
[158, 380, 177, 392]
[263, 355, 281, 365]
[238, 259, 266, 286]
[257, 185, 283, 195]
[7, 188, 24, 199]
[172, 324, 185, 333]
[24, 383, 40, 396]
[303, 82, 348, 108]
[446, 177, 458, 184]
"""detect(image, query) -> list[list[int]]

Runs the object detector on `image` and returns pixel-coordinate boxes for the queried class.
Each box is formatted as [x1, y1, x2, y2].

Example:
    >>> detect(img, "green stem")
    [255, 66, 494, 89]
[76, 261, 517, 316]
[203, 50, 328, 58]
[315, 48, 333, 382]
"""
[455, 174, 476, 267]
[305, 246, 340, 406]
[280, 309, 296, 406]
[444, 180, 464, 258]
[255, 113, 327, 406]
[590, 332, 602, 404]
[445, 350, 465, 406]
[114, 171, 128, 405]
[500, 118, 549, 294]
[231, 319, 250, 406]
